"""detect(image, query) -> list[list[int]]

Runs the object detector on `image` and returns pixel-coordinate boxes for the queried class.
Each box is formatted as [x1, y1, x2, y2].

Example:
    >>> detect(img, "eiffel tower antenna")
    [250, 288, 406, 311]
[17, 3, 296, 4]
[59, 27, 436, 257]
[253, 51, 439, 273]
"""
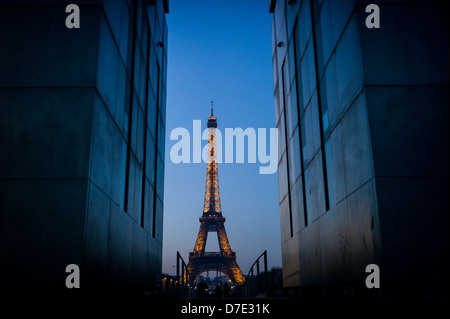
[211, 100, 214, 117]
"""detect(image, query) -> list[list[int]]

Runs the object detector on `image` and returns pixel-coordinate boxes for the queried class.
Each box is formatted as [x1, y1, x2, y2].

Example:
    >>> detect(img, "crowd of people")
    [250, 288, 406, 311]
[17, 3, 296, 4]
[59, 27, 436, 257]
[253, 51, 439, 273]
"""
[195, 280, 231, 298]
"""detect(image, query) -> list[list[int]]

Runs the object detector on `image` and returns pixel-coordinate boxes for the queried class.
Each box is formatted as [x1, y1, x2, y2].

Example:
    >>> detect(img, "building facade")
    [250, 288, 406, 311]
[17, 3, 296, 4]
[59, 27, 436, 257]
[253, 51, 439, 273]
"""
[0, 0, 168, 293]
[270, 0, 448, 294]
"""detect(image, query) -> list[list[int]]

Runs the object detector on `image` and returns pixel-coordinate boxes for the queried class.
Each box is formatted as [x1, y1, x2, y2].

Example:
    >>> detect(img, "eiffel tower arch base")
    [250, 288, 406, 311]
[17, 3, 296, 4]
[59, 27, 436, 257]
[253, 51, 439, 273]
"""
[187, 254, 245, 286]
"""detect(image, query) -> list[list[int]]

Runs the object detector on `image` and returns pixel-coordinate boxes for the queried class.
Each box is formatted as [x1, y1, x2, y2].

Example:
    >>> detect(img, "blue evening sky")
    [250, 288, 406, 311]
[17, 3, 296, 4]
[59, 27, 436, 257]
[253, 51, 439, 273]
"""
[162, 0, 281, 275]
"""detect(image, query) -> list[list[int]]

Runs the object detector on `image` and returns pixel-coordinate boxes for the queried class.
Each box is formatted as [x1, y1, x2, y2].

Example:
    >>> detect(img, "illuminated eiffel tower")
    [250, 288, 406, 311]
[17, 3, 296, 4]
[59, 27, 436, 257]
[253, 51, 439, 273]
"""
[186, 102, 245, 285]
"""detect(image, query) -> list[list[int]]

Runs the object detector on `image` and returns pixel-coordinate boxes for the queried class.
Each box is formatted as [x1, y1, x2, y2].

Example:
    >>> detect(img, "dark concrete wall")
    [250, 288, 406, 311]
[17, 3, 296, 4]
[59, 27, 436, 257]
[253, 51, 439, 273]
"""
[358, 3, 449, 279]
[271, 0, 448, 289]
[0, 0, 168, 288]
[0, 3, 100, 284]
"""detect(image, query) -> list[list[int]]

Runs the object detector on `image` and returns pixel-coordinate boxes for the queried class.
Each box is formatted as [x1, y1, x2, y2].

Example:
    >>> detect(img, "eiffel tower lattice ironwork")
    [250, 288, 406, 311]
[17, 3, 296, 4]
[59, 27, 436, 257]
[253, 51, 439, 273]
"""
[186, 102, 245, 285]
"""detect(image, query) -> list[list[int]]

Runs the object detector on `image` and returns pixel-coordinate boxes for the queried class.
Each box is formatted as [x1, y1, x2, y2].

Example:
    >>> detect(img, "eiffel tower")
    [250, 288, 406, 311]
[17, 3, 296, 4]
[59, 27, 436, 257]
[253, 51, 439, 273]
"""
[186, 102, 245, 285]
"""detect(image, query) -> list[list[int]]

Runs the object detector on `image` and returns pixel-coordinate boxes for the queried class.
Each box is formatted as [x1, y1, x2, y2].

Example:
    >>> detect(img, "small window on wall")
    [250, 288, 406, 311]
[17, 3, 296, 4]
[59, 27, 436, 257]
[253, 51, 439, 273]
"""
[156, 155, 165, 201]
[294, 19, 302, 72]
[124, 82, 132, 135]
[277, 111, 286, 157]
[161, 85, 167, 121]
[322, 110, 329, 133]
[303, 168, 311, 226]
[300, 116, 307, 165]
[274, 84, 281, 123]
[147, 88, 157, 140]
[277, 153, 289, 203]
[120, 139, 128, 210]
[288, 128, 302, 187]
[324, 139, 336, 209]
[145, 133, 156, 185]
[282, 61, 290, 98]
[157, 114, 165, 160]
[321, 90, 329, 136]
[288, 39, 296, 88]
[290, 178, 305, 234]
[286, 79, 299, 139]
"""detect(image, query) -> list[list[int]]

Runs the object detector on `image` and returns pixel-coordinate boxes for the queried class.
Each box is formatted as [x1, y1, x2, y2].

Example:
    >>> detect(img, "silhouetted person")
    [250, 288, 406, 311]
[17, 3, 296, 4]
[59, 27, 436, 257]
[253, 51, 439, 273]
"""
[222, 282, 230, 298]
[215, 282, 223, 298]
[197, 280, 207, 298]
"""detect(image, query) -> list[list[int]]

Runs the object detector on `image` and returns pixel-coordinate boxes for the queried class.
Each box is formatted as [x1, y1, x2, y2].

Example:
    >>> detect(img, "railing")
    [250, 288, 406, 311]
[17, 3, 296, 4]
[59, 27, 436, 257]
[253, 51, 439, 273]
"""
[243, 250, 268, 298]
[176, 251, 195, 298]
